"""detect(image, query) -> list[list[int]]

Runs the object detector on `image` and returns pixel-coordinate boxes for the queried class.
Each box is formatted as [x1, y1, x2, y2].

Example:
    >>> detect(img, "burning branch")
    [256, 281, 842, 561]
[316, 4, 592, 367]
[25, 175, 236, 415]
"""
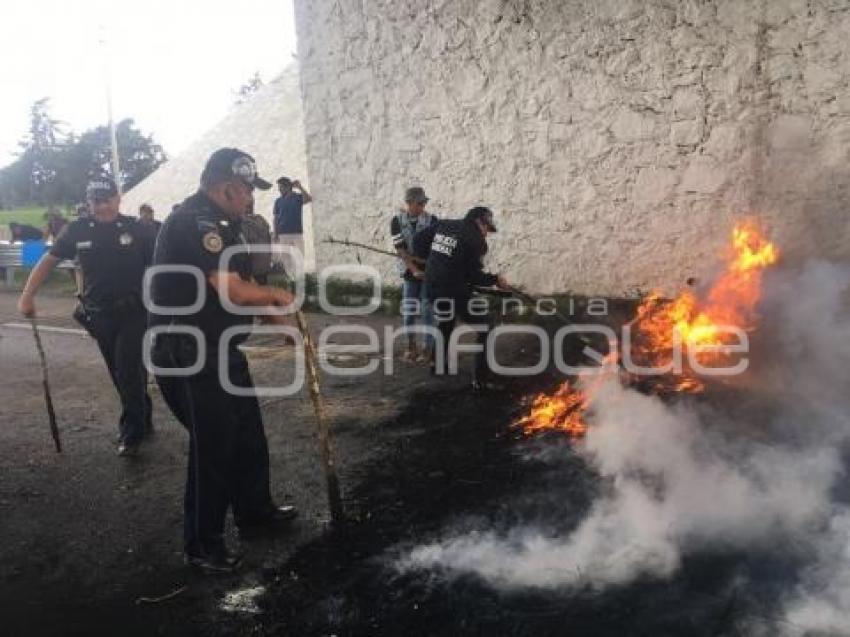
[515, 221, 780, 436]
[515, 380, 590, 437]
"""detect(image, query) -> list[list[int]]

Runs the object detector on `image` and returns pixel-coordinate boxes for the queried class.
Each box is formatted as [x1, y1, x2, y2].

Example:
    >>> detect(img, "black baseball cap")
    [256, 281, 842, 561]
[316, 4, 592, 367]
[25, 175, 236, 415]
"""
[465, 206, 498, 232]
[200, 148, 272, 190]
[86, 176, 119, 202]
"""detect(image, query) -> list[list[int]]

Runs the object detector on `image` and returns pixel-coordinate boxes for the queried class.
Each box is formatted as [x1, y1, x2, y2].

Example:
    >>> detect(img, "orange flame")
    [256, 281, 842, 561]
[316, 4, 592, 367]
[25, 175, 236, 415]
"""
[515, 221, 779, 436]
[630, 221, 778, 392]
[515, 381, 589, 437]
[515, 354, 618, 437]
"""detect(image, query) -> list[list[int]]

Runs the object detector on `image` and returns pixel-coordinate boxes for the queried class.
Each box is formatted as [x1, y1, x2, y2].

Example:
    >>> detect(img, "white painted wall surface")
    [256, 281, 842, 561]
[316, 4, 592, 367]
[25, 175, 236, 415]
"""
[295, 0, 850, 295]
[122, 67, 315, 271]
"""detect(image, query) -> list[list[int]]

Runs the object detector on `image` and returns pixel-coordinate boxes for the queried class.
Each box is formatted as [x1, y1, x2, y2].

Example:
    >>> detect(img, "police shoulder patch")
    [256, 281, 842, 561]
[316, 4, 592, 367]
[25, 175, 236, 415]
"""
[202, 231, 223, 253]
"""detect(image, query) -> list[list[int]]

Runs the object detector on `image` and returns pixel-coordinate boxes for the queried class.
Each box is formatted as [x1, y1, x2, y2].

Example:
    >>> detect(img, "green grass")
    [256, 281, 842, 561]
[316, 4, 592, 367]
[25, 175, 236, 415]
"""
[0, 206, 54, 228]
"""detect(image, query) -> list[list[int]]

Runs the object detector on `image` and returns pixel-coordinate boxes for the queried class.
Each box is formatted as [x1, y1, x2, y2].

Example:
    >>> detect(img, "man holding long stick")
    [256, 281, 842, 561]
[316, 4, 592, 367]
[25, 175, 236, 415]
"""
[416, 207, 510, 391]
[390, 187, 437, 364]
[19, 176, 154, 457]
[149, 148, 297, 574]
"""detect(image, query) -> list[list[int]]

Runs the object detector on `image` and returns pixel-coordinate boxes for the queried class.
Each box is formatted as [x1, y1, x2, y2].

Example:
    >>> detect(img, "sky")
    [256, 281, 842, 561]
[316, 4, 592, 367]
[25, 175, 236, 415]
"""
[0, 0, 297, 166]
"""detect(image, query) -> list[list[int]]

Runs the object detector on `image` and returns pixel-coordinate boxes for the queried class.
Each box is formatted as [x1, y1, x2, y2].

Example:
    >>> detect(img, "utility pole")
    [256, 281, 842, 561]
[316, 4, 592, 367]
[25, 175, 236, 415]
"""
[100, 30, 121, 193]
[107, 77, 121, 194]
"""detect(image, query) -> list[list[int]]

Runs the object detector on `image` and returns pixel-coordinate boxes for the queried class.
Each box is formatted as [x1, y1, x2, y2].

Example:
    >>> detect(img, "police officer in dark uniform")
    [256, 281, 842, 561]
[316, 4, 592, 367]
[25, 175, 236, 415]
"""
[416, 206, 510, 390]
[149, 148, 296, 574]
[18, 176, 154, 456]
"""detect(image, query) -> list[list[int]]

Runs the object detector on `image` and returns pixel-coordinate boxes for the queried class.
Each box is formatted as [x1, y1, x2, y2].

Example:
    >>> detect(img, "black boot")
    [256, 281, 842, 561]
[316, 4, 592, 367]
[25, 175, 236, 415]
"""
[184, 547, 242, 575]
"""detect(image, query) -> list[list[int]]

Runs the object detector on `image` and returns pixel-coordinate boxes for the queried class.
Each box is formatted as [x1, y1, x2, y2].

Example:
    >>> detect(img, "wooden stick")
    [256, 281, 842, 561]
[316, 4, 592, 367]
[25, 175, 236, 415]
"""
[134, 586, 187, 605]
[507, 286, 575, 326]
[323, 236, 398, 258]
[325, 236, 581, 330]
[269, 266, 344, 523]
[293, 309, 344, 524]
[30, 318, 61, 453]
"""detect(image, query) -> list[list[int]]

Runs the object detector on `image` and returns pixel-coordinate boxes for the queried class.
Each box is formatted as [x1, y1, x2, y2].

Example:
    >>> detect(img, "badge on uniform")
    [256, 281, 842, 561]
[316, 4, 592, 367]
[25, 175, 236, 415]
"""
[119, 233, 133, 246]
[202, 231, 223, 253]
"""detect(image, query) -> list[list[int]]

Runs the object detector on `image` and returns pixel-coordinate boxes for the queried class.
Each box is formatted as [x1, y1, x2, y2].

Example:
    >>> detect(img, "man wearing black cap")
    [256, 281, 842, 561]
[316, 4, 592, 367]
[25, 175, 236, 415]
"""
[416, 206, 509, 390]
[18, 175, 155, 456]
[149, 147, 297, 574]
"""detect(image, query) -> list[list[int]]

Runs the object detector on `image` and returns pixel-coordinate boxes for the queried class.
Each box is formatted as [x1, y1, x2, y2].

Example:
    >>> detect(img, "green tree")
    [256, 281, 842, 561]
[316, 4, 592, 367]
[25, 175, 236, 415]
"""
[0, 159, 32, 209]
[0, 105, 168, 207]
[70, 119, 167, 194]
[17, 97, 66, 204]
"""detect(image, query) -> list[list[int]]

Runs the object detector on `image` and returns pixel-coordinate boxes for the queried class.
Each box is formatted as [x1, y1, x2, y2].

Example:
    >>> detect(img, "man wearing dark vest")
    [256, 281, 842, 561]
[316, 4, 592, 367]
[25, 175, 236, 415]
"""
[391, 186, 437, 363]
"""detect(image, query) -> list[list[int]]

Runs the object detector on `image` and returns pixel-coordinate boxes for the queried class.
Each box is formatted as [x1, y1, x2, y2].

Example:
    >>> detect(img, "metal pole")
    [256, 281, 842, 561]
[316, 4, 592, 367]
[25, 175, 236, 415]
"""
[107, 86, 121, 193]
[100, 32, 121, 192]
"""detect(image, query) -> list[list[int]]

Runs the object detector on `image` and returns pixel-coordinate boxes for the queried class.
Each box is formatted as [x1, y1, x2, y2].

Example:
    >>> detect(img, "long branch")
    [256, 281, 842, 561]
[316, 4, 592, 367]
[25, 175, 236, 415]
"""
[323, 236, 398, 258]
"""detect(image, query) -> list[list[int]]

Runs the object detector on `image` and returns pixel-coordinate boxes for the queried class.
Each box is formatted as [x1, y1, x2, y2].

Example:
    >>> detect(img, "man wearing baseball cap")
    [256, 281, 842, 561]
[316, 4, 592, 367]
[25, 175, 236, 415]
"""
[149, 147, 298, 574]
[415, 206, 509, 391]
[390, 186, 437, 363]
[272, 175, 312, 278]
[18, 175, 155, 456]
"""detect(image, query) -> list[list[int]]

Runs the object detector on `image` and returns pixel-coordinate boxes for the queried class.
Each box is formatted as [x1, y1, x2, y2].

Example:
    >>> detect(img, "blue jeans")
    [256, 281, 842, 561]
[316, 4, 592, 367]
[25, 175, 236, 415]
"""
[401, 279, 434, 350]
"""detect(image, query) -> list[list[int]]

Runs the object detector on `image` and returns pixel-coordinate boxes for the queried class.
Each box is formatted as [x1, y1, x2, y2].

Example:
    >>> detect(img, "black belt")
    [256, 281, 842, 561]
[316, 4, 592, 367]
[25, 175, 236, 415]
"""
[79, 293, 143, 317]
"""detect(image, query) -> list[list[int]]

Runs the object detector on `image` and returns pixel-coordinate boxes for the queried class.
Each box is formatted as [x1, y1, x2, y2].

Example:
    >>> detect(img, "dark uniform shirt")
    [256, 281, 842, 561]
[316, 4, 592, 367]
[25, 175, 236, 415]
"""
[140, 219, 163, 234]
[150, 191, 253, 346]
[418, 218, 498, 300]
[49, 214, 153, 306]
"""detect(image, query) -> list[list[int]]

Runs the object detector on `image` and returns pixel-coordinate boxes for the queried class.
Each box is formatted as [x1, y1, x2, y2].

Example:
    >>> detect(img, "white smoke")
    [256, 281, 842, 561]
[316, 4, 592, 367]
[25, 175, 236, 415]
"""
[761, 261, 850, 635]
[780, 512, 850, 635]
[397, 260, 850, 632]
[401, 379, 839, 589]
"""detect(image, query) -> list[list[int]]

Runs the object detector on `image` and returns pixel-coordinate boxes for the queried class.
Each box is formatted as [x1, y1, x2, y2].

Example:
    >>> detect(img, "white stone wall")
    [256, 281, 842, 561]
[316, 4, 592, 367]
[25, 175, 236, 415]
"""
[294, 0, 850, 295]
[121, 68, 316, 270]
